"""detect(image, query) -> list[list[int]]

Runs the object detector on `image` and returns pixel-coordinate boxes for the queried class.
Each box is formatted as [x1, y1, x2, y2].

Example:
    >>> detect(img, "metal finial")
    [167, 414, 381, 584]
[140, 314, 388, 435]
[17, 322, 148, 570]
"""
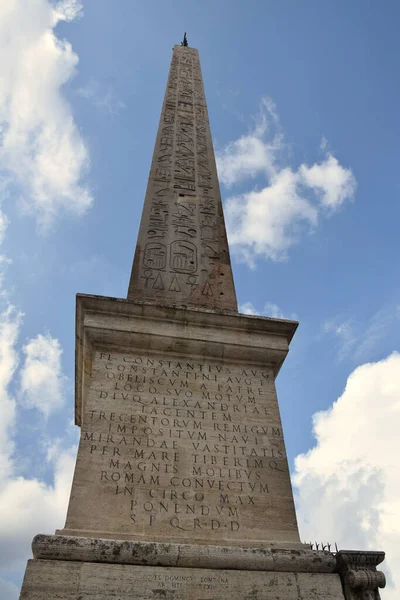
[181, 32, 188, 47]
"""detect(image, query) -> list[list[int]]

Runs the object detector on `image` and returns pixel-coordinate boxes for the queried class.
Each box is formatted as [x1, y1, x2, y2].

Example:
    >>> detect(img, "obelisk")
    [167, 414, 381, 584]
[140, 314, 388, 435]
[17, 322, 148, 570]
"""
[58, 41, 301, 548]
[127, 39, 237, 312]
[19, 38, 386, 600]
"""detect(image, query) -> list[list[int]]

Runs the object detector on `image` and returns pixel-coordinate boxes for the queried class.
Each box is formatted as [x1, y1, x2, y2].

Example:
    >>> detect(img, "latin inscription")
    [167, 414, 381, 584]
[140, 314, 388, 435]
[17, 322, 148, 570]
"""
[76, 349, 295, 542]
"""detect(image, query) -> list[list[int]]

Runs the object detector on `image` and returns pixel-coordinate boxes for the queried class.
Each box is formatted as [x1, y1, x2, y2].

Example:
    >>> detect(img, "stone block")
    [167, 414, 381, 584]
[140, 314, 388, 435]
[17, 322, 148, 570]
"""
[60, 296, 300, 548]
[20, 559, 344, 599]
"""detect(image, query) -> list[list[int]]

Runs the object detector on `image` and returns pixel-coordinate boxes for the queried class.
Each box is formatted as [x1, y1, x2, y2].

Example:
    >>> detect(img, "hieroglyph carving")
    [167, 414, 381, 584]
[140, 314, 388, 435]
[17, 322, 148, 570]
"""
[129, 46, 237, 309]
[143, 243, 167, 270]
[170, 241, 197, 273]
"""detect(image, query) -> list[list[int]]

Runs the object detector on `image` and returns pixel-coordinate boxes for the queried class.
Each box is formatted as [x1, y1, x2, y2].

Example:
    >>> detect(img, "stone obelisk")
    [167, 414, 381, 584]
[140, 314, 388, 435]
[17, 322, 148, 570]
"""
[127, 40, 236, 313]
[19, 39, 386, 600]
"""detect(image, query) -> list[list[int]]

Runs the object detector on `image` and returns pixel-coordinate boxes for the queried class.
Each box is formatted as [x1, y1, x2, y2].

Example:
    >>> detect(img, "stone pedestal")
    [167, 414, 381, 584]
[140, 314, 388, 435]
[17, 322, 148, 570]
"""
[20, 535, 386, 600]
[18, 297, 387, 599]
[21, 535, 344, 599]
[60, 295, 301, 547]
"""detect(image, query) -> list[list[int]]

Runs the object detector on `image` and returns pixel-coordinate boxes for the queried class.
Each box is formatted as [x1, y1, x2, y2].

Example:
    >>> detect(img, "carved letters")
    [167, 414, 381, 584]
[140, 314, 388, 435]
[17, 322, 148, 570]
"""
[82, 350, 286, 540]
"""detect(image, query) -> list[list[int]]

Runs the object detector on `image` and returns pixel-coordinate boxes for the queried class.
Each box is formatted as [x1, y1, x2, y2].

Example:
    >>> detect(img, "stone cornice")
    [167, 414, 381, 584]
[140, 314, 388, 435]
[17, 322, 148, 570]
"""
[75, 294, 298, 425]
[33, 534, 332, 573]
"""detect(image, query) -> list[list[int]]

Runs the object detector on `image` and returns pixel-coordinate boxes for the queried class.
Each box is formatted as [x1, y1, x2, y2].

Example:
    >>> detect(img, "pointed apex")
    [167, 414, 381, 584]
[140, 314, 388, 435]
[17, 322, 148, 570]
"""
[181, 32, 188, 47]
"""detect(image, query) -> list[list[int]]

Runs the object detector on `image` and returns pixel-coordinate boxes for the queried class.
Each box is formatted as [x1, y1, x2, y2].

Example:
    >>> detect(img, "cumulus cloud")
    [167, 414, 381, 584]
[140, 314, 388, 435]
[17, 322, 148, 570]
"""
[217, 100, 356, 266]
[217, 98, 282, 187]
[0, 283, 76, 585]
[293, 352, 400, 599]
[0, 4, 84, 590]
[19, 333, 66, 416]
[0, 0, 92, 229]
[0, 303, 23, 480]
[299, 154, 355, 211]
[0, 444, 76, 573]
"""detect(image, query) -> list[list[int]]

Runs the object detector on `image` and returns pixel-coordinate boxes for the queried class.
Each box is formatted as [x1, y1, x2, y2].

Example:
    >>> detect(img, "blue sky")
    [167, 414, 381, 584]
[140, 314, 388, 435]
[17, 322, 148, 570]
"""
[0, 1, 399, 597]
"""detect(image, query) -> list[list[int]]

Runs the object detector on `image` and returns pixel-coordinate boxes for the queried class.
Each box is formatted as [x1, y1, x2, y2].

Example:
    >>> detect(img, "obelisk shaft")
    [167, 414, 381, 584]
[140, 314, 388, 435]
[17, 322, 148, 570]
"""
[128, 45, 237, 312]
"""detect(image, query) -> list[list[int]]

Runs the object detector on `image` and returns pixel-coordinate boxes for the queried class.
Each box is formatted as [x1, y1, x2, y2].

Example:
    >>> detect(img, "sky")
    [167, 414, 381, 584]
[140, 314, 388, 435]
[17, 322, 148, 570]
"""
[0, 0, 399, 597]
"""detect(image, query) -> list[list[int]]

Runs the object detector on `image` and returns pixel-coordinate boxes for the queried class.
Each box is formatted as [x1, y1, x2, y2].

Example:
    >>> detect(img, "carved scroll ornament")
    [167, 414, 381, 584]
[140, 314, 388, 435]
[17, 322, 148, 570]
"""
[336, 551, 386, 600]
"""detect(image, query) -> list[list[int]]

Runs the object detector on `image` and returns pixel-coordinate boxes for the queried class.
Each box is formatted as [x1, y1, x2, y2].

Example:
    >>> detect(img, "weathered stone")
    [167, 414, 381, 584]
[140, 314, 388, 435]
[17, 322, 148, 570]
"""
[58, 295, 301, 547]
[33, 534, 337, 572]
[20, 559, 345, 599]
[336, 551, 386, 600]
[127, 45, 237, 312]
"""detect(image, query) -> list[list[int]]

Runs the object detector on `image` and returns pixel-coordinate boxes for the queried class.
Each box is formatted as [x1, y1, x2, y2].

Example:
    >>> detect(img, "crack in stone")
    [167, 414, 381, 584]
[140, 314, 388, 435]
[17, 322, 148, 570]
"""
[175, 544, 181, 567]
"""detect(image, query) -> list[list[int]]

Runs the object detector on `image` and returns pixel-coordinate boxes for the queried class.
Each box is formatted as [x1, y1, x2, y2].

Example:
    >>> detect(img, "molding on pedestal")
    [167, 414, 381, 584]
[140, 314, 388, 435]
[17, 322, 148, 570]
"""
[75, 294, 298, 425]
[336, 551, 386, 600]
[33, 534, 333, 573]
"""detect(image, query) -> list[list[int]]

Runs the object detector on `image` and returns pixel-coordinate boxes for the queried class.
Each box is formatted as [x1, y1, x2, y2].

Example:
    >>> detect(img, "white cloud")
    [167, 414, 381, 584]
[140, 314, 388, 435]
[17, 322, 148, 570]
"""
[323, 304, 400, 363]
[323, 319, 356, 361]
[293, 352, 400, 599]
[217, 98, 282, 187]
[78, 79, 126, 116]
[0, 4, 84, 588]
[264, 301, 295, 319]
[356, 305, 400, 361]
[0, 321, 76, 579]
[19, 333, 66, 417]
[299, 154, 356, 211]
[0, 303, 23, 480]
[217, 99, 356, 265]
[0, 0, 92, 230]
[0, 280, 76, 582]
[240, 301, 258, 315]
[54, 0, 83, 21]
[0, 444, 76, 573]
[239, 301, 296, 319]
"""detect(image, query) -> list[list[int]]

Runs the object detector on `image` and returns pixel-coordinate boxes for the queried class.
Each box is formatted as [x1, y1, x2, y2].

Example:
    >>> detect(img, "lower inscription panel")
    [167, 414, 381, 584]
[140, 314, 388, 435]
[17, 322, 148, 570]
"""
[21, 560, 344, 600]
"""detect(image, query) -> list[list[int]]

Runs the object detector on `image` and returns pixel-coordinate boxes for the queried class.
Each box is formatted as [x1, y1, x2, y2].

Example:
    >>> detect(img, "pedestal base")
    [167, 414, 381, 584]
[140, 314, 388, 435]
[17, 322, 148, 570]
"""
[19, 534, 348, 599]
[19, 534, 386, 600]
[20, 559, 344, 600]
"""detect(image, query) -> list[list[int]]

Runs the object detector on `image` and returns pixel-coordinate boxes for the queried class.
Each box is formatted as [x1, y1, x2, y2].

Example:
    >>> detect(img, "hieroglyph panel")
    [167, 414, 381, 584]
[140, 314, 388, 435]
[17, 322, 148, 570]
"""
[128, 46, 237, 311]
[64, 349, 300, 545]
